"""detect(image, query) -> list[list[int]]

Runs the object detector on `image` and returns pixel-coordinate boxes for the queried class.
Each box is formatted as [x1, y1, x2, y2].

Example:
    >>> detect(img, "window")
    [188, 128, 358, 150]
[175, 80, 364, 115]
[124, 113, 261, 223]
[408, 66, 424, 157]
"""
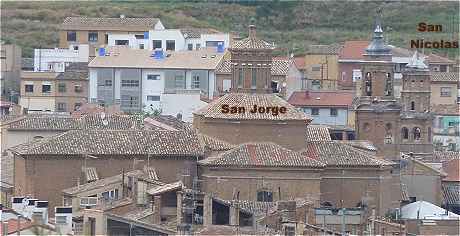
[257, 189, 273, 202]
[311, 65, 321, 72]
[42, 84, 51, 93]
[135, 34, 144, 39]
[147, 74, 160, 80]
[115, 40, 129, 46]
[311, 108, 319, 116]
[105, 80, 112, 87]
[88, 32, 98, 42]
[25, 84, 34, 93]
[102, 189, 119, 201]
[121, 80, 139, 87]
[238, 69, 244, 88]
[58, 83, 66, 93]
[56, 216, 67, 225]
[67, 31, 76, 42]
[57, 103, 66, 112]
[139, 44, 144, 49]
[73, 45, 79, 51]
[147, 95, 160, 101]
[174, 74, 185, 89]
[413, 127, 421, 140]
[365, 72, 372, 96]
[441, 87, 452, 97]
[251, 68, 257, 89]
[192, 75, 200, 89]
[196, 43, 201, 50]
[440, 65, 447, 72]
[188, 44, 193, 50]
[74, 84, 82, 93]
[206, 41, 224, 47]
[74, 103, 82, 111]
[121, 95, 139, 108]
[166, 40, 175, 51]
[402, 127, 409, 139]
[152, 40, 162, 49]
[385, 73, 392, 96]
[410, 101, 415, 111]
[330, 108, 338, 116]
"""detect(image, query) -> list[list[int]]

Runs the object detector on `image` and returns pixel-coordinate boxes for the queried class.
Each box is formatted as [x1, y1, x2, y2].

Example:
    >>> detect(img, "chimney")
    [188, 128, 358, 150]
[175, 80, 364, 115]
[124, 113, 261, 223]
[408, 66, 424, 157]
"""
[248, 25, 256, 39]
[153, 195, 161, 224]
[55, 207, 73, 235]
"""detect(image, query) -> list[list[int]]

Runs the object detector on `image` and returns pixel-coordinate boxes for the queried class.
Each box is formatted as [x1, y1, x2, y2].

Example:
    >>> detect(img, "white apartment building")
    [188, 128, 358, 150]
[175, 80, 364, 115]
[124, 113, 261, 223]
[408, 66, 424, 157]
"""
[88, 47, 225, 121]
[34, 44, 89, 72]
[106, 28, 230, 51]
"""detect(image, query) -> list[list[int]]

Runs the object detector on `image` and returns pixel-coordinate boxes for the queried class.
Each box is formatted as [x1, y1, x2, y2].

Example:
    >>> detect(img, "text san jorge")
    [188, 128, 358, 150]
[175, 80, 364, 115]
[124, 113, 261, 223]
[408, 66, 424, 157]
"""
[221, 104, 287, 116]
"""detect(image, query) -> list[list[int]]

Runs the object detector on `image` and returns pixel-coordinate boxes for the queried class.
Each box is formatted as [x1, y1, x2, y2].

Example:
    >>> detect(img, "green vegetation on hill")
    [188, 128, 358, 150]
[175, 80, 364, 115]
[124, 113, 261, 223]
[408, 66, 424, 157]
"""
[1, 1, 459, 58]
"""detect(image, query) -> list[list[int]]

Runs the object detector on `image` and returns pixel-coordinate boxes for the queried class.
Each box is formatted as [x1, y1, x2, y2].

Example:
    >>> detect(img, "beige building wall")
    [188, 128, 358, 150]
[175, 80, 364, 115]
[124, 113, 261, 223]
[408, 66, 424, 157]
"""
[200, 167, 322, 204]
[431, 82, 458, 106]
[303, 54, 339, 90]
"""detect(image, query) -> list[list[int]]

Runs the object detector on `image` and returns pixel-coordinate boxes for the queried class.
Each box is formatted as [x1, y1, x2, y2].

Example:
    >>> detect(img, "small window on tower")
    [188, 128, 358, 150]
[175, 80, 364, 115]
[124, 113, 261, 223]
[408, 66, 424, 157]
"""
[410, 101, 415, 111]
[401, 127, 409, 139]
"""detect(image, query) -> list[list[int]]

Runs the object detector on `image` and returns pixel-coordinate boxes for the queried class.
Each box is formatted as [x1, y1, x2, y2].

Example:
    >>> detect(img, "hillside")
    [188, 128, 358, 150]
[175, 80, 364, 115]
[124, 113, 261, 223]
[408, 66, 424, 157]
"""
[1, 1, 459, 58]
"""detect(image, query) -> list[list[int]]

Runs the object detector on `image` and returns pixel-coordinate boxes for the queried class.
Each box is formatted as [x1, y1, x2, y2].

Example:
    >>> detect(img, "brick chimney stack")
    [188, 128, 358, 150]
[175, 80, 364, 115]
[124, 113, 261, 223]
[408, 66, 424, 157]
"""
[248, 25, 256, 39]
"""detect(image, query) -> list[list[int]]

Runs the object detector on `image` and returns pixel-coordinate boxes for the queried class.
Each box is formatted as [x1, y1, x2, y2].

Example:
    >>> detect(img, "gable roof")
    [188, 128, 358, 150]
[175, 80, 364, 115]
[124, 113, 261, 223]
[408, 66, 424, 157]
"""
[306, 125, 331, 142]
[9, 129, 203, 157]
[194, 93, 310, 121]
[61, 16, 159, 31]
[89, 47, 224, 70]
[199, 142, 325, 168]
[231, 37, 273, 50]
[303, 141, 393, 168]
[288, 91, 354, 107]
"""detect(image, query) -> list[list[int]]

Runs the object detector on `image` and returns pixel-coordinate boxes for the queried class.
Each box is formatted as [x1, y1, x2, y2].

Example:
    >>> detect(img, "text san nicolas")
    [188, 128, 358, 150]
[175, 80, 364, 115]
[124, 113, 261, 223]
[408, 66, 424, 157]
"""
[411, 22, 458, 49]
[221, 104, 287, 116]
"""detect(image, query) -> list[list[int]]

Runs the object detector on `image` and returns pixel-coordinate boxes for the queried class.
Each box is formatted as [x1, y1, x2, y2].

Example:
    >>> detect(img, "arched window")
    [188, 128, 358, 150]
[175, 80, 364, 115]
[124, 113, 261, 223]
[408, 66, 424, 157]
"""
[410, 101, 415, 111]
[385, 73, 392, 96]
[402, 127, 409, 139]
[413, 127, 421, 140]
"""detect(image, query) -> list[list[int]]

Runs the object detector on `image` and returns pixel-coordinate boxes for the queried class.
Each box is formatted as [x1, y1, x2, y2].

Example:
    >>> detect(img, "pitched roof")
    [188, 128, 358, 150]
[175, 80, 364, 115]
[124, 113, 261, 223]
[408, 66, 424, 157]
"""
[61, 16, 159, 31]
[338, 40, 369, 60]
[9, 129, 203, 157]
[180, 28, 220, 39]
[306, 125, 331, 142]
[303, 141, 393, 168]
[216, 58, 292, 76]
[231, 37, 273, 50]
[431, 72, 459, 82]
[194, 93, 310, 121]
[444, 159, 460, 182]
[288, 91, 354, 107]
[442, 184, 460, 205]
[89, 47, 224, 70]
[307, 44, 342, 55]
[7, 114, 143, 130]
[199, 134, 236, 151]
[199, 142, 325, 168]
[147, 181, 183, 195]
[401, 201, 459, 220]
[339, 140, 378, 152]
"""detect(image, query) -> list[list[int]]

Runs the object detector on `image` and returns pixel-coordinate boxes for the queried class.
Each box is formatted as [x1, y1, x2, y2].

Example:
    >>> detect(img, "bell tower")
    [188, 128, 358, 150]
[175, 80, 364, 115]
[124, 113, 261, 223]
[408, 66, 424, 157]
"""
[229, 24, 274, 93]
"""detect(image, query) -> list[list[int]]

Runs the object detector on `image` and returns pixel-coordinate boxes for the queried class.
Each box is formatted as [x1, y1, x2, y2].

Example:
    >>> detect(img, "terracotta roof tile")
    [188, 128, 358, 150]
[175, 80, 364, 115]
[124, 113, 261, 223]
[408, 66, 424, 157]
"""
[431, 72, 459, 82]
[338, 41, 369, 60]
[194, 93, 310, 121]
[444, 159, 460, 182]
[303, 141, 393, 167]
[199, 142, 325, 168]
[9, 129, 203, 156]
[306, 125, 331, 142]
[199, 134, 236, 151]
[442, 184, 460, 205]
[216, 59, 291, 76]
[231, 38, 273, 50]
[288, 91, 354, 107]
[307, 44, 342, 55]
[61, 16, 159, 31]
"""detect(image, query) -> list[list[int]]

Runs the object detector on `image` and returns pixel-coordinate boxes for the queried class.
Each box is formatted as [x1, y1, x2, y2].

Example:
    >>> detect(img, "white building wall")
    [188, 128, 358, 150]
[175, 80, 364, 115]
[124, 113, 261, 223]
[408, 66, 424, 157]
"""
[107, 34, 149, 49]
[142, 69, 165, 112]
[148, 29, 185, 51]
[201, 34, 230, 49]
[114, 70, 121, 101]
[34, 45, 89, 72]
[161, 93, 208, 122]
[89, 69, 98, 102]
[208, 71, 215, 99]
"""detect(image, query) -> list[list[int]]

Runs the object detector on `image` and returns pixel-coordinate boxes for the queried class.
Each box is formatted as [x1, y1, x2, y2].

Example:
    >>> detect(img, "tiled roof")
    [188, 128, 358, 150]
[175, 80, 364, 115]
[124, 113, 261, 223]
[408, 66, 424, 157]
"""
[426, 53, 456, 64]
[144, 115, 187, 131]
[7, 114, 143, 130]
[61, 17, 159, 31]
[338, 41, 369, 60]
[55, 62, 88, 80]
[194, 93, 310, 121]
[288, 91, 354, 107]
[180, 28, 220, 39]
[303, 141, 393, 167]
[435, 151, 460, 161]
[442, 184, 460, 205]
[306, 125, 331, 142]
[431, 72, 459, 82]
[444, 159, 460, 182]
[147, 181, 183, 195]
[307, 44, 342, 55]
[89, 47, 224, 70]
[339, 140, 378, 152]
[199, 134, 236, 151]
[199, 142, 325, 168]
[216, 59, 291, 76]
[9, 129, 203, 156]
[231, 37, 273, 50]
